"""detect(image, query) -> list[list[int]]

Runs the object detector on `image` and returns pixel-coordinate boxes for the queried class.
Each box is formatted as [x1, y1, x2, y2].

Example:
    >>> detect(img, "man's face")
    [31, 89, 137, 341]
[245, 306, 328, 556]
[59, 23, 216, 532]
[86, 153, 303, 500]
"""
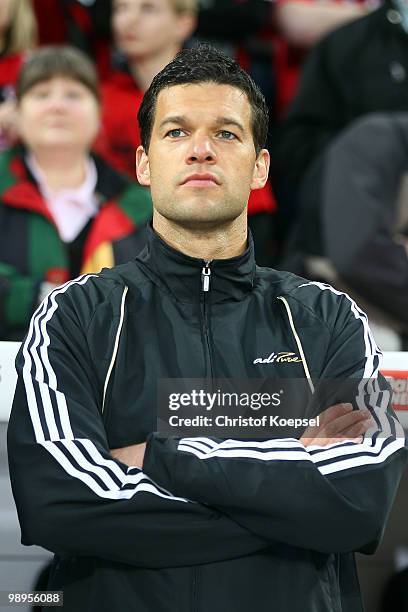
[112, 0, 195, 61]
[136, 82, 269, 228]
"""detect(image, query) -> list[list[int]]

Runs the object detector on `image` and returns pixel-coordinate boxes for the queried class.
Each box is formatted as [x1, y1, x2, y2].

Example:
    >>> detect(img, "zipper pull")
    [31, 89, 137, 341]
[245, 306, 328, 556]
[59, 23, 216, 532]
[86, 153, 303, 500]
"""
[202, 261, 211, 292]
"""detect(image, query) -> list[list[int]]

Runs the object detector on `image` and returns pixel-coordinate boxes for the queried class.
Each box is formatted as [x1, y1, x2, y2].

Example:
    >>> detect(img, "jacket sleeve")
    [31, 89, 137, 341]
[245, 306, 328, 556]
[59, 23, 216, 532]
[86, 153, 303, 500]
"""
[323, 113, 408, 326]
[7, 275, 268, 568]
[143, 286, 408, 555]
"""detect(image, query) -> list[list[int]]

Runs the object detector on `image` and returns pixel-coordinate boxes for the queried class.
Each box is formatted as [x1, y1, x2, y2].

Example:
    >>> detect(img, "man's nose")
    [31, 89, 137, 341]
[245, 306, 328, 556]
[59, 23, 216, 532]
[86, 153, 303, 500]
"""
[186, 133, 217, 164]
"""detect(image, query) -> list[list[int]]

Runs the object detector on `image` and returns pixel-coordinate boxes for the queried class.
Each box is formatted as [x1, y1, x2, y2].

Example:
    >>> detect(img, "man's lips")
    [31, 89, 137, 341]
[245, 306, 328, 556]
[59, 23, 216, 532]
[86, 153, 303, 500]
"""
[181, 173, 221, 187]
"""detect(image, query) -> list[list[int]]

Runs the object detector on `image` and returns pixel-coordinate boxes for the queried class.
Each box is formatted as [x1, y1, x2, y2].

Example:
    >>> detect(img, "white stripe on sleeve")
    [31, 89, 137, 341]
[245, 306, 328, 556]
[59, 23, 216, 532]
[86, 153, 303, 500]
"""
[21, 275, 187, 503]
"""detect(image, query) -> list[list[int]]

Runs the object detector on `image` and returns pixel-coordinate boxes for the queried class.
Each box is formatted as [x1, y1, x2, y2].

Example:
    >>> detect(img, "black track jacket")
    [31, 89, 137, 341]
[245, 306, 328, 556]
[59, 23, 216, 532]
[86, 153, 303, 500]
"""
[7, 226, 408, 612]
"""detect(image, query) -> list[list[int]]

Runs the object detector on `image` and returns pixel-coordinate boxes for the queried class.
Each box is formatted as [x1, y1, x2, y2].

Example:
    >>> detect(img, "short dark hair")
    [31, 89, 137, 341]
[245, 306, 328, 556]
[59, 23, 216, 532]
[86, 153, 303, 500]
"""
[138, 45, 269, 155]
[16, 46, 100, 102]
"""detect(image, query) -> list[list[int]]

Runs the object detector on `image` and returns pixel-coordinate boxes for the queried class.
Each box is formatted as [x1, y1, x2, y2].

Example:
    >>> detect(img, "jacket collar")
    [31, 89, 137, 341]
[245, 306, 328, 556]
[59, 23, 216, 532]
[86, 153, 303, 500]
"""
[137, 224, 256, 304]
[1, 153, 55, 223]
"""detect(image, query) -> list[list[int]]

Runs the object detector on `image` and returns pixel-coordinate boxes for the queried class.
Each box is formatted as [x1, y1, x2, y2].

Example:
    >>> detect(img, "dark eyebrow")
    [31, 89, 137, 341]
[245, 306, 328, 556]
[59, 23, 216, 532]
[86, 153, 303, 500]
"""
[158, 115, 246, 133]
[213, 117, 246, 133]
[158, 116, 188, 130]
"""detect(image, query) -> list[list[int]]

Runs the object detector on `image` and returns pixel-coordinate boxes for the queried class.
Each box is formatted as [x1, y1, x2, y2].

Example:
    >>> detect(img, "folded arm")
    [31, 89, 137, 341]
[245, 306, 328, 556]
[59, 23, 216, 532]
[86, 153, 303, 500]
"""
[7, 275, 268, 568]
[143, 288, 408, 554]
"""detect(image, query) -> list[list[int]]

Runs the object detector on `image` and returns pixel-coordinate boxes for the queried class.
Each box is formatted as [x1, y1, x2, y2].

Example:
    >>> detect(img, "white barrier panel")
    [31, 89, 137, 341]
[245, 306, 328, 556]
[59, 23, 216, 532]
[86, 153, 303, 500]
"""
[0, 343, 407, 425]
[381, 352, 408, 429]
[0, 342, 19, 422]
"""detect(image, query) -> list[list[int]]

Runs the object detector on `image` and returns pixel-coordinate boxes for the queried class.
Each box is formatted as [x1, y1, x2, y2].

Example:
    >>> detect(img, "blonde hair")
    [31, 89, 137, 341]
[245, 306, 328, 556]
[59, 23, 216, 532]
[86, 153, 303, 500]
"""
[171, 0, 198, 14]
[7, 0, 37, 54]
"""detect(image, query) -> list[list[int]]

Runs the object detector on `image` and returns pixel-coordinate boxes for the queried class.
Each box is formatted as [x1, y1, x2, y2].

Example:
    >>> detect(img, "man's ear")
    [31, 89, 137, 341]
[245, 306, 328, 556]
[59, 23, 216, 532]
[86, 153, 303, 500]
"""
[250, 149, 270, 191]
[136, 145, 151, 186]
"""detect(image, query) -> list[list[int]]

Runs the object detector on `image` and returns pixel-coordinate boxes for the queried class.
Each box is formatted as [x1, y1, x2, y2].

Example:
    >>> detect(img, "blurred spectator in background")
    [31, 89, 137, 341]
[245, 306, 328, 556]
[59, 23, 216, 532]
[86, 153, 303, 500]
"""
[97, 0, 197, 178]
[0, 46, 152, 341]
[193, 0, 274, 116]
[274, 0, 408, 261]
[0, 0, 37, 150]
[275, 0, 372, 48]
[32, 0, 112, 78]
[273, 0, 376, 114]
[321, 113, 408, 349]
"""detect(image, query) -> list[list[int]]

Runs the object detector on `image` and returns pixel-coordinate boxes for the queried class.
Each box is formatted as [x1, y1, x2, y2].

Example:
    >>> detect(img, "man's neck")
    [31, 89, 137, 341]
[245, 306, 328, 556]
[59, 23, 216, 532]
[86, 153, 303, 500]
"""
[152, 211, 248, 260]
[129, 46, 180, 92]
[29, 150, 89, 192]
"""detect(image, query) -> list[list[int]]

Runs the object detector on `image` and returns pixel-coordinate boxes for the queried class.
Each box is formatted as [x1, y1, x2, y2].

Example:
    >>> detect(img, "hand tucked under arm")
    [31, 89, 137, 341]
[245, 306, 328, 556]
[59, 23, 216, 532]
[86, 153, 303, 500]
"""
[110, 442, 146, 468]
[300, 402, 374, 447]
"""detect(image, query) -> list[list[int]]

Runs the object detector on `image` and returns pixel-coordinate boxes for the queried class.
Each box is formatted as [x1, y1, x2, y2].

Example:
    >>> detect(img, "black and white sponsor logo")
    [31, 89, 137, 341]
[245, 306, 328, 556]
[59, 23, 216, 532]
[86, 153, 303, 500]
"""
[253, 352, 302, 364]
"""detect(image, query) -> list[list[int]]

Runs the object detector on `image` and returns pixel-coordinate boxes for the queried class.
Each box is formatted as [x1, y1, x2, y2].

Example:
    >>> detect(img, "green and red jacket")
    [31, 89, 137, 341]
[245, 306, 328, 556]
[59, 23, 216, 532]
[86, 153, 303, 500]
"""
[0, 147, 152, 340]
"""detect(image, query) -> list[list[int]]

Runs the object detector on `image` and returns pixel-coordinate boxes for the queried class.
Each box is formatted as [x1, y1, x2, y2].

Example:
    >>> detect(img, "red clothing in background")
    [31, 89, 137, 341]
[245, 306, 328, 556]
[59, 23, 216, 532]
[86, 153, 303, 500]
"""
[0, 53, 24, 150]
[96, 70, 144, 179]
[32, 0, 111, 79]
[0, 53, 23, 102]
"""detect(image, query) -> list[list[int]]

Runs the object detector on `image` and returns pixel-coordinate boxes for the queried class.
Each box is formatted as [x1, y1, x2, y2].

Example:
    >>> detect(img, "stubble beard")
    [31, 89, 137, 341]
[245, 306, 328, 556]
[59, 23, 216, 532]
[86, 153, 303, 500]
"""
[153, 191, 248, 231]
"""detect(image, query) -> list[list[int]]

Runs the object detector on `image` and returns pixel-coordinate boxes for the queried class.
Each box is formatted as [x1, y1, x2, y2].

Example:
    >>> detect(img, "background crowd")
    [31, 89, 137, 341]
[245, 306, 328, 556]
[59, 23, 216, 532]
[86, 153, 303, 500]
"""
[2, 0, 407, 350]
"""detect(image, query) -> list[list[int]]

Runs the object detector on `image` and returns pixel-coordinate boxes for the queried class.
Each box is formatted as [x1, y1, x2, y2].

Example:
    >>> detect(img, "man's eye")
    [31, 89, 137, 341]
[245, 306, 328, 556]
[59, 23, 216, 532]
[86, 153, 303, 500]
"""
[166, 129, 186, 138]
[218, 131, 236, 140]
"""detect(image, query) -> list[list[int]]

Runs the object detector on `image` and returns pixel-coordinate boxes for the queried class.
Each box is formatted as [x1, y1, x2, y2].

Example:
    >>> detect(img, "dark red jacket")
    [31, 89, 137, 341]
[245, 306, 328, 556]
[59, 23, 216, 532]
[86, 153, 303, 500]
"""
[0, 53, 23, 102]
